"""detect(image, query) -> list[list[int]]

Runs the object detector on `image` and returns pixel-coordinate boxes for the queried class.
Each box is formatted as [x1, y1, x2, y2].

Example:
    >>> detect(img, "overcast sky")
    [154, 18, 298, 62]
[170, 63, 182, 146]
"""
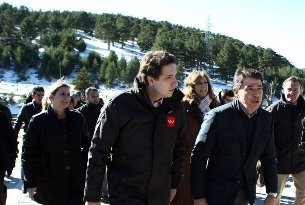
[2, 0, 305, 68]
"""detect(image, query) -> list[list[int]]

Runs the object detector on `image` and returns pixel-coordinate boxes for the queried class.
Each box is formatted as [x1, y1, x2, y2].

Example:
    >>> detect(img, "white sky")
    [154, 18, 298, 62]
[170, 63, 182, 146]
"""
[2, 0, 305, 68]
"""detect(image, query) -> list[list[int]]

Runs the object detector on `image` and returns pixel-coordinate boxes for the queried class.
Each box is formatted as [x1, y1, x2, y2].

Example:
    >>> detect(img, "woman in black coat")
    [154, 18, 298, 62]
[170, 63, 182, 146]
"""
[22, 82, 90, 205]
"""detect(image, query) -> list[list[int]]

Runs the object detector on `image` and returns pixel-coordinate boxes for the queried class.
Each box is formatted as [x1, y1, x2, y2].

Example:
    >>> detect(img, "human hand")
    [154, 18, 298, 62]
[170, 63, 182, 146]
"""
[6, 160, 15, 177]
[170, 189, 177, 202]
[85, 202, 101, 205]
[264, 195, 276, 205]
[194, 198, 208, 205]
[27, 188, 37, 201]
[6, 169, 12, 177]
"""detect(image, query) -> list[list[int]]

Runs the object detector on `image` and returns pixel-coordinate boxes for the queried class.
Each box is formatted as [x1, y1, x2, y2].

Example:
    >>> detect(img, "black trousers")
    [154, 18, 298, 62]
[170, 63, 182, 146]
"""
[0, 166, 7, 205]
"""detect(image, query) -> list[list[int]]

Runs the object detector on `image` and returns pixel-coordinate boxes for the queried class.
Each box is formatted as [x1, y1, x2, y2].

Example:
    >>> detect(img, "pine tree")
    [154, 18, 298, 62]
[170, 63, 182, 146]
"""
[14, 46, 26, 72]
[176, 64, 185, 86]
[95, 18, 118, 50]
[123, 57, 139, 84]
[20, 16, 38, 40]
[76, 38, 86, 52]
[73, 67, 93, 92]
[105, 62, 116, 88]
[216, 40, 239, 82]
[137, 22, 157, 51]
[118, 56, 127, 82]
[1, 46, 10, 68]
[107, 50, 118, 66]
[116, 15, 131, 48]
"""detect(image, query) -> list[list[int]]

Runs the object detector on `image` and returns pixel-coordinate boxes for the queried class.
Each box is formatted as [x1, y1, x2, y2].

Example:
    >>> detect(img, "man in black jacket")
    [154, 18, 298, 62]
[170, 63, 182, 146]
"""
[77, 87, 103, 140]
[0, 108, 17, 205]
[84, 51, 186, 205]
[77, 87, 107, 202]
[267, 76, 305, 205]
[14, 86, 45, 139]
[191, 68, 277, 205]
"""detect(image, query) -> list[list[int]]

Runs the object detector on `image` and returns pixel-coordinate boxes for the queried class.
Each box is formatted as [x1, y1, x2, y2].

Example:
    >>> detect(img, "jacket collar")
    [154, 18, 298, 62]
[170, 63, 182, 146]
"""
[32, 100, 42, 112]
[280, 93, 305, 105]
[86, 102, 102, 109]
[279, 94, 305, 114]
[230, 99, 263, 158]
[47, 107, 70, 119]
[131, 77, 184, 111]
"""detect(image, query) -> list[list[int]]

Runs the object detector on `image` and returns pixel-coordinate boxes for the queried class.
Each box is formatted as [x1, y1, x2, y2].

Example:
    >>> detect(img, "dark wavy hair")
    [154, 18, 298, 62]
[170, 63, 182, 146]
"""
[233, 68, 263, 90]
[136, 51, 176, 85]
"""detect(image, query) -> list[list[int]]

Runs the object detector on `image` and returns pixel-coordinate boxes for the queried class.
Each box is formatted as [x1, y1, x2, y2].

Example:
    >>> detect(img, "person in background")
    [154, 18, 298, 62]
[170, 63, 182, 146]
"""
[84, 50, 186, 205]
[77, 87, 103, 140]
[25, 92, 33, 104]
[70, 92, 83, 109]
[14, 86, 45, 139]
[68, 95, 76, 110]
[22, 82, 90, 205]
[172, 71, 218, 205]
[77, 87, 107, 202]
[0, 103, 12, 123]
[218, 89, 234, 105]
[0, 108, 17, 205]
[191, 68, 277, 205]
[266, 76, 305, 205]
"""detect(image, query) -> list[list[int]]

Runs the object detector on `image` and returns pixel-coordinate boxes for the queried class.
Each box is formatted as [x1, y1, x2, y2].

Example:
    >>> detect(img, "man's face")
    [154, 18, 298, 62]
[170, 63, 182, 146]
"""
[32, 91, 44, 104]
[223, 96, 234, 104]
[87, 90, 100, 105]
[148, 63, 178, 100]
[235, 77, 263, 113]
[283, 80, 301, 103]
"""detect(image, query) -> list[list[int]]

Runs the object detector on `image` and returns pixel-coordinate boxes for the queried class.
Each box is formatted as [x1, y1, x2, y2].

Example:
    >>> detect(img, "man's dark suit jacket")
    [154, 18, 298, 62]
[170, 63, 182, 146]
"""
[191, 99, 277, 205]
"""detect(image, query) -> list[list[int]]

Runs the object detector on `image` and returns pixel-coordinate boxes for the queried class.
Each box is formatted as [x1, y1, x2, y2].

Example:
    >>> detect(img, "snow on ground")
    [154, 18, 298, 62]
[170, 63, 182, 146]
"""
[77, 30, 145, 61]
[0, 67, 128, 115]
[0, 67, 232, 115]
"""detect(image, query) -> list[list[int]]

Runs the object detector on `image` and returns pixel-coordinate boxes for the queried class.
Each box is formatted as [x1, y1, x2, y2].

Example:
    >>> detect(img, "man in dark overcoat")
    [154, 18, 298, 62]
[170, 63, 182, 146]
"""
[191, 68, 278, 205]
[267, 76, 305, 205]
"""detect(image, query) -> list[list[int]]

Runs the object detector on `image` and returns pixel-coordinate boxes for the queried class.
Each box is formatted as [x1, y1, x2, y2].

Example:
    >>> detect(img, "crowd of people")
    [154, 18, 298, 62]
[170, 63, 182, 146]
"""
[0, 50, 304, 205]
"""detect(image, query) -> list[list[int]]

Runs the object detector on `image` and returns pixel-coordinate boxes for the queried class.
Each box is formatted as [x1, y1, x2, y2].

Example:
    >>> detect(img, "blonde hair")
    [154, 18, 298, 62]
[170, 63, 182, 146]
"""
[183, 71, 217, 102]
[42, 81, 70, 111]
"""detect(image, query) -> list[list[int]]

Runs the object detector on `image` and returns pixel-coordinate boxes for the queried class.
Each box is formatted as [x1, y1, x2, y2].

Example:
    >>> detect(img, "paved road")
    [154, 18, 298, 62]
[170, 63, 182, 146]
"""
[4, 134, 294, 204]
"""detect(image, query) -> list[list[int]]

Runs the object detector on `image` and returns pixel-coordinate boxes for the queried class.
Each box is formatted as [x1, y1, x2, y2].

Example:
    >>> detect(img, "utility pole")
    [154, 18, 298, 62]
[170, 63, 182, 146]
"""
[59, 62, 62, 78]
[205, 16, 212, 74]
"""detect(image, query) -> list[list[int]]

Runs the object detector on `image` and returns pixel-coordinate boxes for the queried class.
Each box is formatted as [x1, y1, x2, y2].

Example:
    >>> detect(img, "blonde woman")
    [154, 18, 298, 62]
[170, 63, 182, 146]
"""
[22, 82, 90, 205]
[172, 71, 219, 205]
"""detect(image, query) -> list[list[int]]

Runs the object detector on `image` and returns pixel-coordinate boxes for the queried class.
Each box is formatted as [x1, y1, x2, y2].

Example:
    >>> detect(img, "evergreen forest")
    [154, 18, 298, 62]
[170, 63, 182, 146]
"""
[0, 3, 304, 97]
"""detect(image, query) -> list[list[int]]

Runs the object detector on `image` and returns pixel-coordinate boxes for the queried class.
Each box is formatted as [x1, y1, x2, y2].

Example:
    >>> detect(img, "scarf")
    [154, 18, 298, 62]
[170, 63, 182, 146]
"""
[198, 95, 212, 116]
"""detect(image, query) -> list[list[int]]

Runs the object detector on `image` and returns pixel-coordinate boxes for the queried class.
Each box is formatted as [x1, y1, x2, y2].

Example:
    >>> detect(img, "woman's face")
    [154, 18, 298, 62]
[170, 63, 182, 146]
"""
[194, 76, 209, 99]
[51, 87, 71, 111]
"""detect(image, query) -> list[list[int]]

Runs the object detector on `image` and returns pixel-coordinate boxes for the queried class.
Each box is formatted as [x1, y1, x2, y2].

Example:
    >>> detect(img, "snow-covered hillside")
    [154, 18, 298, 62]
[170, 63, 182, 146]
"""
[78, 30, 145, 62]
[0, 31, 232, 115]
